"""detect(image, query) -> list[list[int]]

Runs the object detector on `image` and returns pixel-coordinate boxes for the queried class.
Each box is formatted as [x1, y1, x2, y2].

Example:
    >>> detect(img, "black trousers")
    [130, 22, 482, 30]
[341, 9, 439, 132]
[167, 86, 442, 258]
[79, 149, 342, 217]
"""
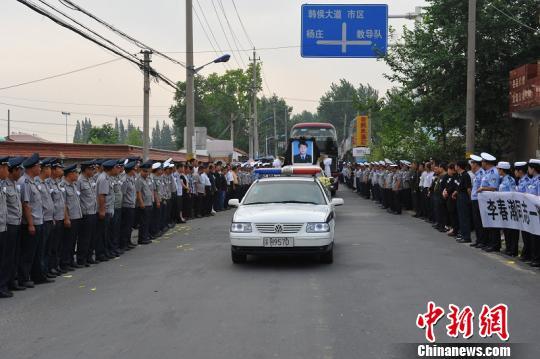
[19, 224, 42, 283]
[120, 207, 135, 248]
[521, 232, 532, 260]
[96, 214, 111, 258]
[530, 234, 540, 262]
[488, 229, 501, 250]
[151, 203, 161, 235]
[392, 190, 402, 214]
[170, 193, 178, 223]
[401, 188, 411, 210]
[138, 206, 152, 243]
[40, 220, 53, 276]
[456, 193, 471, 240]
[109, 209, 122, 251]
[49, 221, 64, 270]
[61, 218, 81, 267]
[471, 200, 487, 245]
[3, 225, 20, 288]
[182, 194, 192, 218]
[0, 230, 16, 291]
[504, 229, 519, 256]
[160, 200, 168, 230]
[78, 214, 96, 264]
[446, 198, 457, 230]
[176, 195, 184, 220]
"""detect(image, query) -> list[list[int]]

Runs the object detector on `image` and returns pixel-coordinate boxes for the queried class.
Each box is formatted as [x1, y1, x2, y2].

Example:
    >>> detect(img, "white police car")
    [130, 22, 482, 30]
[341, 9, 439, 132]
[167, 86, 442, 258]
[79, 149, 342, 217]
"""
[228, 166, 343, 264]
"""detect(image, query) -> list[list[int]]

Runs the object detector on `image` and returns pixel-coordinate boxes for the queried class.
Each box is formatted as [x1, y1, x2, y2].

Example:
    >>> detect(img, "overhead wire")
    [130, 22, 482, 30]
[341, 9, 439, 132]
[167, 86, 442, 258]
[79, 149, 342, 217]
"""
[0, 57, 122, 91]
[192, 2, 230, 70]
[0, 95, 171, 108]
[208, 0, 242, 68]
[36, 0, 140, 63]
[59, 0, 187, 68]
[216, 0, 246, 68]
[489, 3, 539, 33]
[230, 0, 254, 48]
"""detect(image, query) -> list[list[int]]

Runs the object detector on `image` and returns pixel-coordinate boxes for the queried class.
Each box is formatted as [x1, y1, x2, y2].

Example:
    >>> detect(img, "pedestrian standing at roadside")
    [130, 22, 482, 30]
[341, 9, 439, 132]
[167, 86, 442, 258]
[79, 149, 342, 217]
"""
[34, 158, 55, 279]
[476, 153, 501, 252]
[469, 155, 487, 248]
[61, 164, 83, 270]
[77, 160, 97, 265]
[455, 160, 472, 243]
[0, 157, 11, 298]
[18, 153, 51, 287]
[525, 159, 540, 267]
[135, 161, 154, 245]
[2, 157, 25, 293]
[120, 161, 137, 251]
[95, 159, 116, 262]
[496, 161, 518, 256]
[48, 160, 66, 274]
[514, 161, 531, 261]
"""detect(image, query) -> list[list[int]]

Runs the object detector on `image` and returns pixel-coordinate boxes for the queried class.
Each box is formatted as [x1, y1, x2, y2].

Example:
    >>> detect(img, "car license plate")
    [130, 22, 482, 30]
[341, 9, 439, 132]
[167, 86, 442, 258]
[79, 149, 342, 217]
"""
[263, 237, 294, 247]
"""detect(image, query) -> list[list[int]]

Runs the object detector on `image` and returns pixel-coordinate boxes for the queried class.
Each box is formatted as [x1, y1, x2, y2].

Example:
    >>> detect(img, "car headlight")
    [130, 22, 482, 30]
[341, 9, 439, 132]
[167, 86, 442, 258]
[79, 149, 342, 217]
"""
[230, 222, 252, 233]
[306, 222, 330, 233]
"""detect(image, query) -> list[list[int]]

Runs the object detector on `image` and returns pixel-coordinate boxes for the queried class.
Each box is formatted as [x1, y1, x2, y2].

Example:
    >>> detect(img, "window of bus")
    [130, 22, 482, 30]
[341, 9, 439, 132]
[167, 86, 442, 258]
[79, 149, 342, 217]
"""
[291, 127, 338, 153]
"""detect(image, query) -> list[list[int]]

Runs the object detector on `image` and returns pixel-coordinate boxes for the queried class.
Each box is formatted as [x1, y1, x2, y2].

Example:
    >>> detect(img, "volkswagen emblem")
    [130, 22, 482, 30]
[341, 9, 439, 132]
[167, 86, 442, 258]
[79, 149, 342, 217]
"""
[274, 224, 283, 233]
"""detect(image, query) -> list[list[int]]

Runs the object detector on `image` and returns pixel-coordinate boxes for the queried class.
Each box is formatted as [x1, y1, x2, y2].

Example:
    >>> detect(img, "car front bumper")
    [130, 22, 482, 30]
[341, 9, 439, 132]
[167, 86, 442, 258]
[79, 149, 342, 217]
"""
[230, 232, 333, 255]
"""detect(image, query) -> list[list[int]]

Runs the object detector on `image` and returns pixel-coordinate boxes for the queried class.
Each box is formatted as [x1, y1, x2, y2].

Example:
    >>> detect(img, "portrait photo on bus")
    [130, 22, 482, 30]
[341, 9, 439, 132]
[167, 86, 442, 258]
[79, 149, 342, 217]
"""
[292, 139, 314, 164]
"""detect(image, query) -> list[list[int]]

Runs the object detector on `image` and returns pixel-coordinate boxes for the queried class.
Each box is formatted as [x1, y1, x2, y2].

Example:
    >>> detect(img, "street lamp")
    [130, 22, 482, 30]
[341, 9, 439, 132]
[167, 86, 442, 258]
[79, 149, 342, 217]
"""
[61, 111, 70, 143]
[185, 52, 230, 158]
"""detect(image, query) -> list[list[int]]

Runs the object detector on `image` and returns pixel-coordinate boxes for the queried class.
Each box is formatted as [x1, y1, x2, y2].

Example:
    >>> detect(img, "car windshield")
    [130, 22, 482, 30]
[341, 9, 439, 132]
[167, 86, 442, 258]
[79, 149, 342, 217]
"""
[243, 180, 327, 205]
[291, 128, 338, 153]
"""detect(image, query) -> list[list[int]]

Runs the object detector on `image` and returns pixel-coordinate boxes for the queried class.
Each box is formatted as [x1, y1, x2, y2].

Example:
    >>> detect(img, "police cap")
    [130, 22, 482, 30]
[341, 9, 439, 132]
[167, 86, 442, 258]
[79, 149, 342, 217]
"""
[22, 153, 40, 168]
[63, 164, 78, 175]
[8, 157, 25, 169]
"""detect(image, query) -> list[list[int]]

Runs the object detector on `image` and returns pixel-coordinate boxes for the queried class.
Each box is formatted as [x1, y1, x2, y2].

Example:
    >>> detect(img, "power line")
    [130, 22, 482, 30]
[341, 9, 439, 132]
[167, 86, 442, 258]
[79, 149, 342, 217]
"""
[16, 0, 143, 69]
[194, 0, 230, 63]
[165, 45, 299, 54]
[209, 0, 242, 68]
[489, 3, 539, 33]
[192, 2, 230, 70]
[230, 0, 254, 48]
[216, 0, 246, 67]
[0, 57, 122, 91]
[0, 118, 76, 127]
[36, 0, 140, 62]
[60, 0, 187, 68]
[0, 95, 171, 108]
[0, 101, 171, 118]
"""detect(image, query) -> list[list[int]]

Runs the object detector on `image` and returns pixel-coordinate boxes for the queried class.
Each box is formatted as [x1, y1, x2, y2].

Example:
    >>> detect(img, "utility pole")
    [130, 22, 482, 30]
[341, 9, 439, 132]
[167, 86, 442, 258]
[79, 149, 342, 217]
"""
[141, 50, 152, 161]
[7, 110, 10, 139]
[230, 113, 235, 143]
[273, 101, 277, 157]
[283, 106, 288, 149]
[248, 103, 253, 159]
[250, 48, 260, 158]
[465, 0, 476, 154]
[185, 0, 195, 159]
[61, 111, 70, 143]
[343, 113, 348, 140]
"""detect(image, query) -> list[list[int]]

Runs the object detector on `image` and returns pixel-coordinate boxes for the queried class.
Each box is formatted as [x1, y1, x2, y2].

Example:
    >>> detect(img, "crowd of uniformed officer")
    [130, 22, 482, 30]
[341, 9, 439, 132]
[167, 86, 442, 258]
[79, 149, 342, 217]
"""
[341, 152, 540, 268]
[0, 153, 264, 299]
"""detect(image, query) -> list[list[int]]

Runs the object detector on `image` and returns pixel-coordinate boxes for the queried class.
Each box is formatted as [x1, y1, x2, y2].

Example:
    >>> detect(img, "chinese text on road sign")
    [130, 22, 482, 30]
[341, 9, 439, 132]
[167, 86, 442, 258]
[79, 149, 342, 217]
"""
[301, 4, 388, 58]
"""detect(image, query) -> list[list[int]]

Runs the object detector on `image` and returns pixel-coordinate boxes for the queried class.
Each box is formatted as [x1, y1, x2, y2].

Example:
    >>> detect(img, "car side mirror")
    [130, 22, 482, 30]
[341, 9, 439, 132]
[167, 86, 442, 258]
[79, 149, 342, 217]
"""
[331, 198, 344, 206]
[228, 199, 240, 207]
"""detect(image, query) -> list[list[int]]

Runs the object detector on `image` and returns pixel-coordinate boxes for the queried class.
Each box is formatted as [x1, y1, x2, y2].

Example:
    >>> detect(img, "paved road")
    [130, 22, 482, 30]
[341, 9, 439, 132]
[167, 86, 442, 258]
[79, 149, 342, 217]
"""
[1, 187, 539, 359]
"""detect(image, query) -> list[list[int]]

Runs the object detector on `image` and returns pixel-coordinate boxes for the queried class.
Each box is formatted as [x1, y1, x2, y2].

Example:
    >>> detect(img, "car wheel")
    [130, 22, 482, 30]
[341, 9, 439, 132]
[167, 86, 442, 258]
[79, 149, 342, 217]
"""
[320, 248, 333, 264]
[231, 249, 247, 264]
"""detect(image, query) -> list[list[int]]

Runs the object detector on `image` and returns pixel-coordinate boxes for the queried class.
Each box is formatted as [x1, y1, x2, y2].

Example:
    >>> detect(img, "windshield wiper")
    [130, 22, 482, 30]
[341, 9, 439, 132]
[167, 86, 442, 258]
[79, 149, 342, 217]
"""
[273, 200, 320, 205]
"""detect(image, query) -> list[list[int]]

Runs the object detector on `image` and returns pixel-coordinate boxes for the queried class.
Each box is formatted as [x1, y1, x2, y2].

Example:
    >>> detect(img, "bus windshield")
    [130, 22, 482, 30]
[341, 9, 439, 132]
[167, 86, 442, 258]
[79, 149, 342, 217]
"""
[291, 127, 337, 153]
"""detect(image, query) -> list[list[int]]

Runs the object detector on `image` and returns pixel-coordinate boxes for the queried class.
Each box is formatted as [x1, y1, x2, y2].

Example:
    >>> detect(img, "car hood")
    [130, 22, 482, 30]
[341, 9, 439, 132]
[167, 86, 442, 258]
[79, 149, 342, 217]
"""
[233, 203, 330, 223]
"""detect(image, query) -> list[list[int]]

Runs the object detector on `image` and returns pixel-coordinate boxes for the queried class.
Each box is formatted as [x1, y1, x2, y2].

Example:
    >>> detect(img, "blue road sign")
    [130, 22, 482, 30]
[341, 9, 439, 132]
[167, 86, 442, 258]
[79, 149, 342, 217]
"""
[301, 4, 388, 58]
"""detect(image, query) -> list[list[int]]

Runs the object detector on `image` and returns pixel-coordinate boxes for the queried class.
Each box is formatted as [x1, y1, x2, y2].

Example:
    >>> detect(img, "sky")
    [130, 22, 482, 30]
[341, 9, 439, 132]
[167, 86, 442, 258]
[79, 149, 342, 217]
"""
[0, 0, 426, 143]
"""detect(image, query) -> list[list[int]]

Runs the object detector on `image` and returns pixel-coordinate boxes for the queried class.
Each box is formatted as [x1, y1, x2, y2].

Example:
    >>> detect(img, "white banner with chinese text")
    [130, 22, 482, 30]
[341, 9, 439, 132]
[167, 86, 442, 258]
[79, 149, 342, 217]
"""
[478, 192, 540, 235]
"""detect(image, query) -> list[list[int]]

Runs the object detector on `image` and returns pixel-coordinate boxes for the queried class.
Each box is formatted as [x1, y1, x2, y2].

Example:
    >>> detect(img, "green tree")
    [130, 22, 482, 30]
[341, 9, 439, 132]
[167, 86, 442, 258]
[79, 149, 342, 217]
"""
[88, 123, 118, 144]
[385, 0, 540, 158]
[160, 121, 175, 150]
[290, 110, 319, 124]
[170, 63, 262, 152]
[126, 127, 143, 146]
[151, 121, 161, 148]
[73, 120, 82, 143]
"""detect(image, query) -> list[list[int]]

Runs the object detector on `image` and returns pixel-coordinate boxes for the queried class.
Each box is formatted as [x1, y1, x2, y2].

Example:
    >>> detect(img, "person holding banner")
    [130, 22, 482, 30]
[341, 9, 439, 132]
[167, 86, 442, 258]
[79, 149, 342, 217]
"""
[525, 160, 540, 267]
[497, 162, 518, 257]
[514, 161, 532, 262]
[477, 153, 501, 253]
[470, 155, 487, 248]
